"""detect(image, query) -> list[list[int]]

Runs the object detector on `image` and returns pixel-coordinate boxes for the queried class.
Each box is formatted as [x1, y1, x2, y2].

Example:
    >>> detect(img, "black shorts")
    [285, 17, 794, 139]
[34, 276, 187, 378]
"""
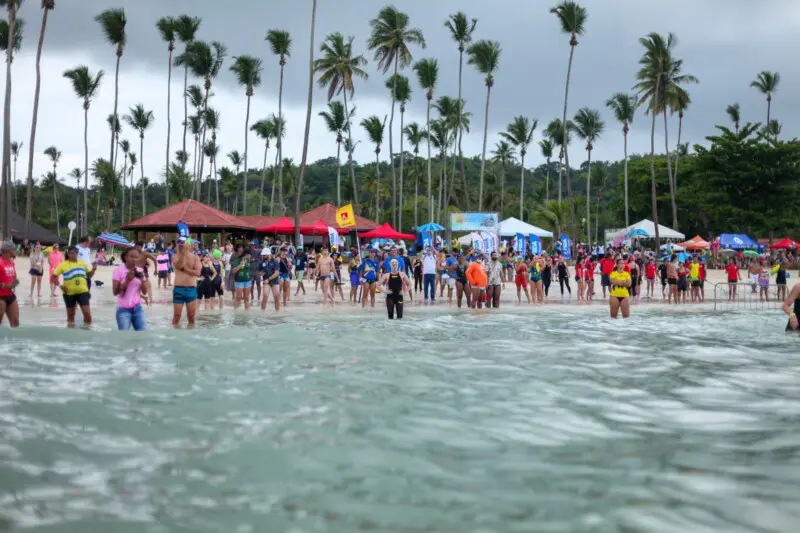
[158, 271, 168, 279]
[196, 281, 215, 300]
[63, 292, 90, 309]
[601, 274, 611, 287]
[28, 268, 43, 277]
[691, 280, 701, 288]
[667, 278, 677, 286]
[1, 294, 16, 305]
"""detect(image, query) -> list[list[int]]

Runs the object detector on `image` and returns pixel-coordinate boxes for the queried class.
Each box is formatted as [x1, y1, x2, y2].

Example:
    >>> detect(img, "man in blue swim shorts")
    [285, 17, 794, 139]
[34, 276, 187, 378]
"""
[172, 237, 201, 326]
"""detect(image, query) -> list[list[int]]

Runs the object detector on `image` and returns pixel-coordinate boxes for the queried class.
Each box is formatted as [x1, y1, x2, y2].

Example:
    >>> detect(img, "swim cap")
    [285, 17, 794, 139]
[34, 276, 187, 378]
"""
[213, 249, 222, 259]
[390, 259, 399, 266]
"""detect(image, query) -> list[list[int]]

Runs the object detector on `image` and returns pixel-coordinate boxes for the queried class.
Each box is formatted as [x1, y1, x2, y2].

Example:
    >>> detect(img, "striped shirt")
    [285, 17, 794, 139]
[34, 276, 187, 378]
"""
[52, 260, 90, 295]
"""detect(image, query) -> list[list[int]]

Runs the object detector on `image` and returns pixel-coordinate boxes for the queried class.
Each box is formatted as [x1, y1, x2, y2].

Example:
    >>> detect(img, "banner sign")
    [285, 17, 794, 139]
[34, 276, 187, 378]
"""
[450, 212, 499, 232]
[528, 234, 542, 255]
[514, 233, 527, 256]
[559, 233, 572, 260]
[328, 226, 339, 248]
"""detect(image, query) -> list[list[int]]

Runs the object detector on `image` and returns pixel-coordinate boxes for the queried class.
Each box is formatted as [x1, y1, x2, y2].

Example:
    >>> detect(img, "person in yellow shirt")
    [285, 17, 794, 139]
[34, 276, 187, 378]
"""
[52, 246, 97, 325]
[609, 258, 631, 319]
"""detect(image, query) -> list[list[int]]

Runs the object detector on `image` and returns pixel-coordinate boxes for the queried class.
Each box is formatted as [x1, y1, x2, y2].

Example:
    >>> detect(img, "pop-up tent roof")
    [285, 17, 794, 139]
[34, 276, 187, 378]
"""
[718, 233, 758, 249]
[678, 235, 711, 250]
[614, 219, 685, 240]
[497, 217, 553, 238]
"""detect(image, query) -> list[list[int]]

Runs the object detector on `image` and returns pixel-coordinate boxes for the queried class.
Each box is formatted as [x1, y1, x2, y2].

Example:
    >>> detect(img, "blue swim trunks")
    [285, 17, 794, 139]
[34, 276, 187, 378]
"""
[173, 286, 197, 304]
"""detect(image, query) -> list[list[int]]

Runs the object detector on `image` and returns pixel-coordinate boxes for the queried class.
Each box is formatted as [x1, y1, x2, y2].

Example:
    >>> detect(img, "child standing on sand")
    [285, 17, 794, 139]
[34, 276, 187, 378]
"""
[156, 250, 170, 289]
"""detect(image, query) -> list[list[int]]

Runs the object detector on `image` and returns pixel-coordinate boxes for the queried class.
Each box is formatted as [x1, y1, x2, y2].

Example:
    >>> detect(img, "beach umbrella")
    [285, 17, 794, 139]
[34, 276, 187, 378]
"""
[417, 222, 444, 232]
[743, 249, 759, 258]
[97, 232, 133, 247]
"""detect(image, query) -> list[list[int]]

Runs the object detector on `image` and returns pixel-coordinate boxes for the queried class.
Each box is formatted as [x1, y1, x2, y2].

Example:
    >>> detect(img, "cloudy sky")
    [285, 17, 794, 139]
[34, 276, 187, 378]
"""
[3, 0, 796, 189]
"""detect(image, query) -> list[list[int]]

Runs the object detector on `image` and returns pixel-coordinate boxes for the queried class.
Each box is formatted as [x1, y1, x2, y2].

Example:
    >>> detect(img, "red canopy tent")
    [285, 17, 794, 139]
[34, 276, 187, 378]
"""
[769, 237, 797, 249]
[256, 216, 296, 234]
[299, 218, 348, 236]
[359, 222, 415, 240]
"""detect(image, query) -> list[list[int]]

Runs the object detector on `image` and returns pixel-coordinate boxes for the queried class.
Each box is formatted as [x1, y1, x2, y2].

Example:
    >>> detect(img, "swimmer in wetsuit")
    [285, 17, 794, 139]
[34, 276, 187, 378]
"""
[379, 258, 411, 319]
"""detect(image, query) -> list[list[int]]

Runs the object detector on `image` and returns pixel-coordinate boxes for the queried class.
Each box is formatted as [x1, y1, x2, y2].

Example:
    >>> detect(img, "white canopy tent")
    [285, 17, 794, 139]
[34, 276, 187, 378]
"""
[607, 219, 685, 241]
[497, 217, 553, 238]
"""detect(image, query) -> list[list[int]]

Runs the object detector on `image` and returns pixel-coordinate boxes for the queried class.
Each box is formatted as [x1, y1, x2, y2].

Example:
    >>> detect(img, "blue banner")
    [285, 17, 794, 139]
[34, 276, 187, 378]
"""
[514, 233, 526, 256]
[528, 235, 542, 255]
[560, 233, 572, 260]
[450, 212, 499, 232]
[416, 231, 433, 249]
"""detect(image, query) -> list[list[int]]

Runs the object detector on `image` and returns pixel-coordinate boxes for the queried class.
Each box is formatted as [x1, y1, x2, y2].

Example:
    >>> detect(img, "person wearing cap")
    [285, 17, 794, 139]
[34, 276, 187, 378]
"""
[379, 257, 411, 319]
[422, 247, 437, 304]
[259, 247, 281, 311]
[359, 248, 380, 308]
[52, 245, 97, 325]
[230, 244, 252, 310]
[172, 237, 202, 325]
[465, 255, 488, 309]
[0, 241, 20, 327]
[278, 248, 292, 306]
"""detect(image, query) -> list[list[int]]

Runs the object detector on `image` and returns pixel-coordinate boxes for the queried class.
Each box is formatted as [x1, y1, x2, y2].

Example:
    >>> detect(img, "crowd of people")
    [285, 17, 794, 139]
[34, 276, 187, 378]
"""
[0, 235, 798, 332]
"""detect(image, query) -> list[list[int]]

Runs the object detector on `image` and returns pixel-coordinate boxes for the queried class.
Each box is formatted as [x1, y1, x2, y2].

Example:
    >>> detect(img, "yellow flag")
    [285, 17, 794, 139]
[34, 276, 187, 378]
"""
[336, 204, 356, 228]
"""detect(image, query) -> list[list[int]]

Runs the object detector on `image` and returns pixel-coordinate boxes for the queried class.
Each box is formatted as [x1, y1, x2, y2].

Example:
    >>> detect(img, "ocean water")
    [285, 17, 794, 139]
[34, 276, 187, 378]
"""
[0, 306, 798, 532]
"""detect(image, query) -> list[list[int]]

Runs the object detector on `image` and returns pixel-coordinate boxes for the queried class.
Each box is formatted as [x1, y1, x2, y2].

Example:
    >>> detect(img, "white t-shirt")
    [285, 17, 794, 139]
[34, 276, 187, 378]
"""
[77, 244, 92, 265]
[422, 255, 437, 275]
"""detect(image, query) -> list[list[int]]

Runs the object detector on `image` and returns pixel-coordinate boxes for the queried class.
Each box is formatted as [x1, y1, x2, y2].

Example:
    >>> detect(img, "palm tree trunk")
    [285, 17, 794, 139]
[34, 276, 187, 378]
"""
[399, 109, 405, 230]
[445, 142, 457, 213]
[544, 159, 550, 201]
[478, 83, 491, 211]
[335, 139, 341, 206]
[519, 154, 525, 219]
[259, 142, 269, 215]
[110, 54, 120, 167]
[343, 90, 358, 213]
[270, 150, 278, 215]
[663, 109, 677, 231]
[457, 47, 468, 211]
[140, 135, 146, 215]
[0, 3, 15, 240]
[24, 5, 48, 240]
[129, 169, 133, 221]
[561, 43, 577, 239]
[292, 0, 316, 245]
[165, 45, 173, 206]
[374, 152, 381, 223]
[83, 106, 89, 236]
[649, 85, 661, 249]
[182, 63, 188, 169]
[192, 136, 198, 187]
[413, 155, 418, 227]
[121, 156, 127, 225]
[53, 182, 60, 236]
[766, 96, 771, 126]
[196, 89, 209, 201]
[500, 162, 505, 216]
[214, 154, 220, 208]
[438, 153, 445, 223]
[623, 130, 629, 228]
[242, 93, 251, 215]
[558, 152, 563, 203]
[388, 56, 399, 227]
[425, 98, 432, 223]
[277, 61, 286, 216]
[674, 115, 683, 189]
[585, 148, 592, 242]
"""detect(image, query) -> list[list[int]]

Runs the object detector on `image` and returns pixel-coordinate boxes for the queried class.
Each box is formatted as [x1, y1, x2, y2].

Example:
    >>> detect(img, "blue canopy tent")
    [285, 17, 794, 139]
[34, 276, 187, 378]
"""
[718, 233, 757, 250]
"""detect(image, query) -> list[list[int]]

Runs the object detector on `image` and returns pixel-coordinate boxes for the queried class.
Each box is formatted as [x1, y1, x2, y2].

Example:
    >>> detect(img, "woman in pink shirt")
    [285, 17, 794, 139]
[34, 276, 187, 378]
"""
[112, 248, 148, 331]
[47, 243, 63, 297]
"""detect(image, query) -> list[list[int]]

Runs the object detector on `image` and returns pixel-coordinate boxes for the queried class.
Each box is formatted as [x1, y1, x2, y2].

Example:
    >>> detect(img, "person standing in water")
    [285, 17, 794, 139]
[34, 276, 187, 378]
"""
[316, 248, 336, 306]
[230, 244, 252, 310]
[259, 248, 282, 311]
[47, 243, 63, 297]
[156, 249, 170, 289]
[28, 242, 44, 300]
[609, 258, 632, 319]
[172, 237, 202, 326]
[379, 258, 411, 319]
[486, 252, 503, 309]
[52, 245, 97, 326]
[112, 248, 148, 331]
[782, 282, 800, 332]
[0, 242, 20, 327]
[466, 256, 488, 309]
[294, 247, 308, 296]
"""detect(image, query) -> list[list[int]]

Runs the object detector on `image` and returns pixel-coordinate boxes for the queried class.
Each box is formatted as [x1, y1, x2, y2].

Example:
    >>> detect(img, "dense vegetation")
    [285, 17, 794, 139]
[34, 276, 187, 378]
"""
[0, 1, 794, 245]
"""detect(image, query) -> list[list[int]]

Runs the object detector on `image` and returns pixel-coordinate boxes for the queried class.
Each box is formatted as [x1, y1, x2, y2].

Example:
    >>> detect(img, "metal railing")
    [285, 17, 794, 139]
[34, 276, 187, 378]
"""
[712, 282, 786, 311]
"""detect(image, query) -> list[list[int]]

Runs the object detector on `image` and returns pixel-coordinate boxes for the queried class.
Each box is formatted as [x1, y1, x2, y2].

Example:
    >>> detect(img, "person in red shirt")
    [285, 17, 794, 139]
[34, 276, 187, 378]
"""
[698, 260, 707, 302]
[645, 259, 657, 298]
[599, 253, 615, 298]
[584, 257, 595, 302]
[574, 256, 585, 302]
[726, 260, 741, 301]
[0, 242, 20, 328]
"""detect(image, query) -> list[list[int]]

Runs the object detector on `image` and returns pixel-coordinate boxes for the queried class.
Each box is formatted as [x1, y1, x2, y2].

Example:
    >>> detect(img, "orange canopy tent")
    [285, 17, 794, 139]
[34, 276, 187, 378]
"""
[679, 235, 711, 250]
[769, 237, 797, 249]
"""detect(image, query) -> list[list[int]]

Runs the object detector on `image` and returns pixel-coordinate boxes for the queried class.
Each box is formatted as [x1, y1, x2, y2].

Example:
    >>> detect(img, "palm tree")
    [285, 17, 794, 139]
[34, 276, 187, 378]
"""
[156, 15, 176, 206]
[433, 96, 467, 215]
[313, 32, 369, 212]
[386, 74, 411, 229]
[428, 118, 453, 222]
[228, 150, 242, 182]
[230, 54, 263, 215]
[188, 112, 202, 181]
[766, 119, 782, 138]
[95, 8, 126, 168]
[24, 0, 54, 239]
[268, 114, 286, 215]
[219, 166, 237, 212]
[361, 115, 386, 222]
[605, 92, 636, 228]
[173, 15, 201, 170]
[9, 141, 20, 208]
[126, 151, 136, 221]
[550, 0, 587, 239]
[750, 70, 779, 126]
[403, 122, 426, 227]
[319, 100, 352, 206]
[106, 113, 120, 173]
[491, 141, 516, 217]
[42, 145, 61, 234]
[179, 40, 226, 198]
[726, 102, 741, 134]
[572, 107, 604, 242]
[538, 139, 553, 202]
[368, 5, 425, 227]
[251, 118, 275, 215]
[166, 161, 192, 203]
[40, 171, 59, 231]
[467, 39, 501, 212]
[202, 140, 218, 204]
[669, 88, 690, 190]
[0, 0, 20, 239]
[203, 107, 221, 207]
[123, 104, 154, 216]
[544, 118, 572, 204]
[292, 0, 316, 245]
[444, 12, 478, 207]
[118, 139, 130, 223]
[266, 29, 292, 216]
[499, 116, 536, 220]
[68, 167, 81, 221]
[412, 58, 438, 223]
[63, 66, 103, 236]
[91, 158, 119, 229]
